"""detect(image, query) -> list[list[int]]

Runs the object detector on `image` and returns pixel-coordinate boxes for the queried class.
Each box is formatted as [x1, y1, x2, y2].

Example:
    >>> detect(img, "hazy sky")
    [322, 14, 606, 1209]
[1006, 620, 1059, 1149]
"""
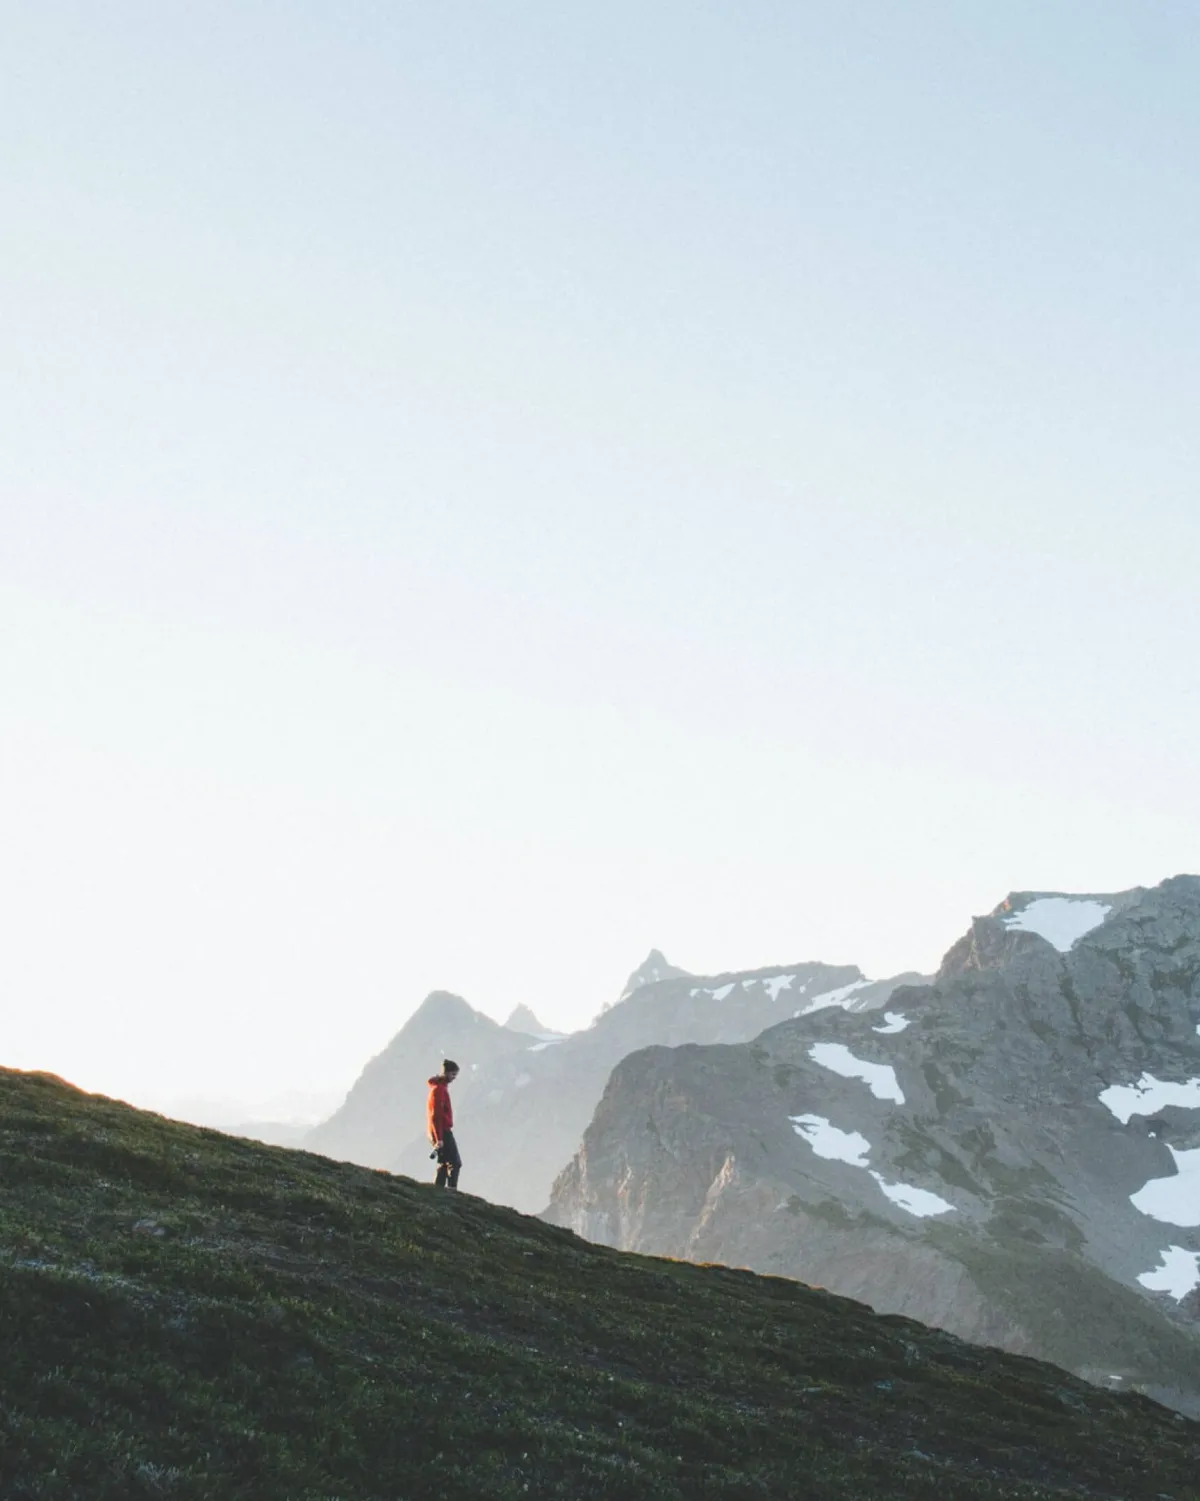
[3, 3, 1198, 1121]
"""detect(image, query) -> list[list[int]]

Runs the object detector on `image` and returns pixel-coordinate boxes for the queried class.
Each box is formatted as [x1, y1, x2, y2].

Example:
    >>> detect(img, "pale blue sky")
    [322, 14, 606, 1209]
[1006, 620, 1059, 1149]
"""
[3, 3, 1198, 1118]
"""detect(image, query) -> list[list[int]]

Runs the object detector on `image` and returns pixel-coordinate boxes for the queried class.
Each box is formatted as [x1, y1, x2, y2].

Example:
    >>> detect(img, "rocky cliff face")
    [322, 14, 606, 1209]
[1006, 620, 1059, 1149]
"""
[546, 876, 1200, 1413]
[307, 952, 923, 1215]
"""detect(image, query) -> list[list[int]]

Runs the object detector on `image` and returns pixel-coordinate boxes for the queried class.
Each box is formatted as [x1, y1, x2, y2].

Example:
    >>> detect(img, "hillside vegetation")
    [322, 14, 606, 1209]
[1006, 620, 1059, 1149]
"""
[1, 1068, 1196, 1500]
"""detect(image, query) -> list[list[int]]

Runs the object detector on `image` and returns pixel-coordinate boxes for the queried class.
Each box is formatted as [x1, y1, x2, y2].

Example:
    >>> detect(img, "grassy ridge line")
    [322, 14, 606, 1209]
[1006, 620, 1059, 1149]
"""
[0, 1069, 1195, 1500]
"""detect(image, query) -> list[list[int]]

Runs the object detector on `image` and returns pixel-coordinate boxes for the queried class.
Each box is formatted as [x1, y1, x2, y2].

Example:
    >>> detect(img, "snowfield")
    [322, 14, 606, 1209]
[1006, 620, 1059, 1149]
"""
[1001, 896, 1111, 952]
[795, 979, 872, 1018]
[1137, 1245, 1200, 1301]
[808, 1043, 905, 1103]
[869, 1171, 954, 1218]
[787, 1112, 955, 1218]
[1099, 1074, 1200, 1125]
[1130, 1145, 1200, 1227]
[872, 1012, 910, 1035]
[788, 1113, 871, 1167]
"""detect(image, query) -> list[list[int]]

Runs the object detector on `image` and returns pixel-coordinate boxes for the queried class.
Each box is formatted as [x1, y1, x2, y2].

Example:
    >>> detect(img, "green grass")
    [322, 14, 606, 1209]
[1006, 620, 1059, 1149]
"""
[1, 1068, 1197, 1500]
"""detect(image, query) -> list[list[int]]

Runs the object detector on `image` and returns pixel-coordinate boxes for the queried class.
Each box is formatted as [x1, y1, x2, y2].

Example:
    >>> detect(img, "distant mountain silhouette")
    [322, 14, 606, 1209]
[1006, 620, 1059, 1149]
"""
[305, 991, 535, 1168]
[504, 1003, 552, 1034]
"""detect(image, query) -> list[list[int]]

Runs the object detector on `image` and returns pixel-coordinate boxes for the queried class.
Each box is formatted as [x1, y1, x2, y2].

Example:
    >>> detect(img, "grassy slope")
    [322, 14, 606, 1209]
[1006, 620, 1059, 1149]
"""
[1, 1070, 1196, 1501]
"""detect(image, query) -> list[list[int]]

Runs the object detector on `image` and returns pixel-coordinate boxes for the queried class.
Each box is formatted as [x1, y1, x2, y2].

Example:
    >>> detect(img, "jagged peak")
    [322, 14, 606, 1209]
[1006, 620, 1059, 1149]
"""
[619, 949, 689, 1001]
[504, 1004, 546, 1034]
[398, 991, 503, 1036]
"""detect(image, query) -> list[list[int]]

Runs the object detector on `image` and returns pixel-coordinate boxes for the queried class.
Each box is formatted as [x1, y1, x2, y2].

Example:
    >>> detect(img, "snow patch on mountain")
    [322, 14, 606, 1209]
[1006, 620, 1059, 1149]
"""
[685, 981, 746, 1001]
[869, 1171, 955, 1218]
[763, 974, 795, 1000]
[808, 1044, 904, 1103]
[1001, 897, 1112, 952]
[528, 1036, 567, 1052]
[872, 1012, 910, 1035]
[788, 1113, 953, 1218]
[1100, 1074, 1200, 1124]
[788, 1114, 871, 1167]
[1138, 1246, 1200, 1301]
[794, 979, 872, 1018]
[1131, 1146, 1200, 1227]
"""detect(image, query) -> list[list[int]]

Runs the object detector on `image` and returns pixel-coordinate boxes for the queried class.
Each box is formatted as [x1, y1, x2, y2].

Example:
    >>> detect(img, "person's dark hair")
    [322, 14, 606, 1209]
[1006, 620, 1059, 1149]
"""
[442, 1058, 460, 1076]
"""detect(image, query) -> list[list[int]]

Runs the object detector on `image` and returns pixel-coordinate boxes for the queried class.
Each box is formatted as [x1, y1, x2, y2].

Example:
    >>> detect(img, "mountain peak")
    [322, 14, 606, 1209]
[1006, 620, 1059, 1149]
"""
[938, 888, 1126, 979]
[548, 873, 1200, 1415]
[394, 989, 517, 1044]
[411, 990, 477, 1022]
[504, 1004, 547, 1034]
[619, 949, 689, 1000]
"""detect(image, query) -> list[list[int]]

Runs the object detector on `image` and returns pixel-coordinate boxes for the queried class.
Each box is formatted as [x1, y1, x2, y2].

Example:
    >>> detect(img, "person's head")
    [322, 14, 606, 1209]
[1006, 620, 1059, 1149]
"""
[442, 1058, 460, 1083]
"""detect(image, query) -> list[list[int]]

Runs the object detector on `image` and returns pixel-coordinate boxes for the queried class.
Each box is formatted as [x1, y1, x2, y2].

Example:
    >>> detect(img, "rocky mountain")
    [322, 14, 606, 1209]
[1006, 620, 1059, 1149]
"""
[504, 1003, 553, 1034]
[617, 947, 690, 1000]
[305, 991, 537, 1168]
[546, 876, 1200, 1413]
[308, 952, 924, 1216]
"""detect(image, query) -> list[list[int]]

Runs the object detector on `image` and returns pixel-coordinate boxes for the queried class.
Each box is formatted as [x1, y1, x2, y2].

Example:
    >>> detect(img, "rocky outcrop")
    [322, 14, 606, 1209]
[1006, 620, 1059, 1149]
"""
[546, 876, 1200, 1412]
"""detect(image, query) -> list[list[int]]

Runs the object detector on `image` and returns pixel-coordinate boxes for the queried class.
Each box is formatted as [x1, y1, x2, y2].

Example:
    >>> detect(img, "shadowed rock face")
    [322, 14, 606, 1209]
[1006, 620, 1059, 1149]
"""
[546, 876, 1200, 1414]
[306, 955, 924, 1215]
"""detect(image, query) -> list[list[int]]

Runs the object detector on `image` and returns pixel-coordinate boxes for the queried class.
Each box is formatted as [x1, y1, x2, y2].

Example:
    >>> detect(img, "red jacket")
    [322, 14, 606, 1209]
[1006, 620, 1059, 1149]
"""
[427, 1075, 454, 1143]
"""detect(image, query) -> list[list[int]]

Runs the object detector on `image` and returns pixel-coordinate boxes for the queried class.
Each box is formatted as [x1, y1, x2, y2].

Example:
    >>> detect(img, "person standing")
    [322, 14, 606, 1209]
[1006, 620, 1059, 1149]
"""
[427, 1059, 462, 1189]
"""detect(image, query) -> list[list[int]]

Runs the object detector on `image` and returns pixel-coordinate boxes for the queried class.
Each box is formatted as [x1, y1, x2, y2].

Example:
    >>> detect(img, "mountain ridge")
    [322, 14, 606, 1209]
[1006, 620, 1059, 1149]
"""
[547, 876, 1200, 1413]
[308, 954, 924, 1215]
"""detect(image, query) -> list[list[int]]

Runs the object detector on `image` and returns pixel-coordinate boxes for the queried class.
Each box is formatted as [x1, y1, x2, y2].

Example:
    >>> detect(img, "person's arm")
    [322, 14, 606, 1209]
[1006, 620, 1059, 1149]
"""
[429, 1085, 447, 1145]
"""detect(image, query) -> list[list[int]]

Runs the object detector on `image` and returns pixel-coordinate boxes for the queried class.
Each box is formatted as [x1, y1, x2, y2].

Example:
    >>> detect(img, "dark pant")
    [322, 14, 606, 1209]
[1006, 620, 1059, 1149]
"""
[435, 1129, 462, 1189]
